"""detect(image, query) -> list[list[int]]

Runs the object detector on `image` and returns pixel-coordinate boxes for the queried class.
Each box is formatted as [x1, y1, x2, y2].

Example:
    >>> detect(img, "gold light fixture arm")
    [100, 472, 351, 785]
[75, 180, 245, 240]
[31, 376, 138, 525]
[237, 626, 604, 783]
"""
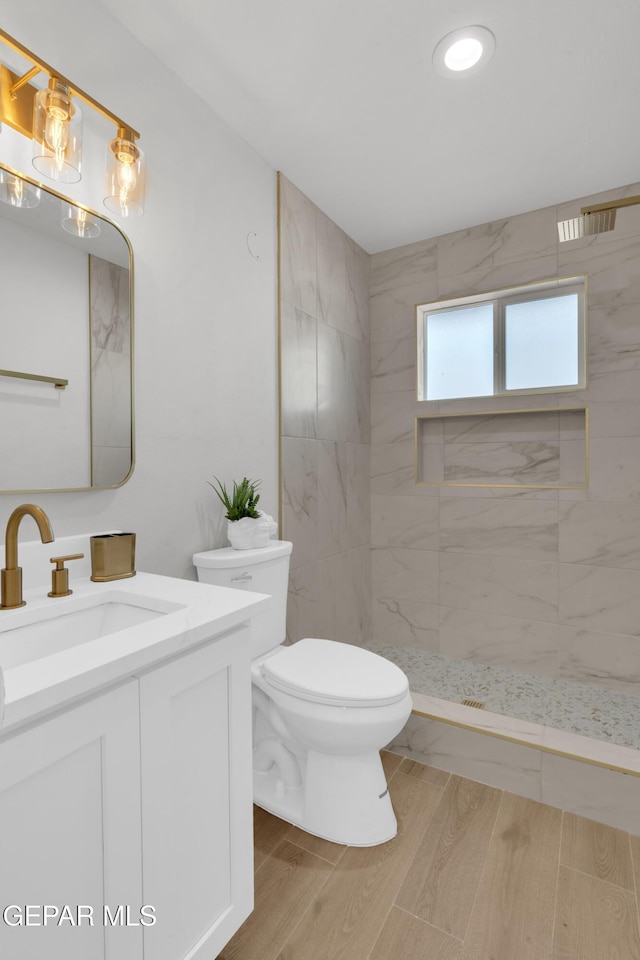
[8, 64, 40, 98]
[0, 28, 139, 139]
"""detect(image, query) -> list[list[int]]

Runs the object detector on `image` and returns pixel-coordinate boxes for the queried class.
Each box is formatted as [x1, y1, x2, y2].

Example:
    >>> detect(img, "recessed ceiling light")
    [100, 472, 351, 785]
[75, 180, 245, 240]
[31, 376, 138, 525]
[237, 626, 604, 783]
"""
[433, 26, 496, 78]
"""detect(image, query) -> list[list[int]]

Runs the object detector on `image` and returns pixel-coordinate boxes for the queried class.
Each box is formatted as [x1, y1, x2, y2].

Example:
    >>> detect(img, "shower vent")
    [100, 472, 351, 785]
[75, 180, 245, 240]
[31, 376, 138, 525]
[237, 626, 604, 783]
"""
[462, 698, 486, 709]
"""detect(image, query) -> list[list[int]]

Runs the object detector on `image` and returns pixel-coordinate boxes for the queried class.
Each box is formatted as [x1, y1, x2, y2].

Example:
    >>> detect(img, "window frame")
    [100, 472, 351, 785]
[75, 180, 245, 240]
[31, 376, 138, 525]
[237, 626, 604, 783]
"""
[416, 276, 587, 402]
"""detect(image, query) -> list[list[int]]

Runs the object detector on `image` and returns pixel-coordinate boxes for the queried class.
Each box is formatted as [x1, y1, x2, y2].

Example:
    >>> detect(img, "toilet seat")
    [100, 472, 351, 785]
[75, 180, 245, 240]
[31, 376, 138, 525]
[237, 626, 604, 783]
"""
[261, 637, 409, 707]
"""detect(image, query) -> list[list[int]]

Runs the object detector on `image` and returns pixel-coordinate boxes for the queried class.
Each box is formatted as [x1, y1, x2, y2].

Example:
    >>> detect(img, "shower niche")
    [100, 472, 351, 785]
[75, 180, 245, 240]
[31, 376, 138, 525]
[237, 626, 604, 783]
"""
[416, 407, 588, 489]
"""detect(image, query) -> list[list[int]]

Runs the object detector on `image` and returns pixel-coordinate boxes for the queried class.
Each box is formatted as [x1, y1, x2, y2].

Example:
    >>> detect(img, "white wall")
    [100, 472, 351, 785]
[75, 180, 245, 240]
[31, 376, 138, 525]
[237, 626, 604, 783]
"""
[0, 1, 278, 581]
[1, 218, 90, 488]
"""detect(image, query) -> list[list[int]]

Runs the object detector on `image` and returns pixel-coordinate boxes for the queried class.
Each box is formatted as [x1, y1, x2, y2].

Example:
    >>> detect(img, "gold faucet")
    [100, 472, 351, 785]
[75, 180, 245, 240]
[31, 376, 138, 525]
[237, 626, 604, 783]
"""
[1, 504, 54, 609]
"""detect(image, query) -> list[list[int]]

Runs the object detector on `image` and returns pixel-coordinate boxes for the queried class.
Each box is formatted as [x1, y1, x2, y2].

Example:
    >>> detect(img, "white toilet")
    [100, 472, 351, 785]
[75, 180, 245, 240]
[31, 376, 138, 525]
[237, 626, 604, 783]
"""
[193, 540, 412, 846]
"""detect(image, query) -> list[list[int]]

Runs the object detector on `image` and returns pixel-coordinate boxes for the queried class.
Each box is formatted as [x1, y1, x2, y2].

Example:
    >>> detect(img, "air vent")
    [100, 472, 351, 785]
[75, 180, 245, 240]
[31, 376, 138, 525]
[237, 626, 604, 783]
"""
[462, 698, 485, 709]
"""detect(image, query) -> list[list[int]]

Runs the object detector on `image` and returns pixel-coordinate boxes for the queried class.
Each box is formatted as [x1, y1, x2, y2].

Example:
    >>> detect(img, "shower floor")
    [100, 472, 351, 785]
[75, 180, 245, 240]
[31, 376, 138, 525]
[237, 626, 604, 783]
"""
[371, 643, 640, 754]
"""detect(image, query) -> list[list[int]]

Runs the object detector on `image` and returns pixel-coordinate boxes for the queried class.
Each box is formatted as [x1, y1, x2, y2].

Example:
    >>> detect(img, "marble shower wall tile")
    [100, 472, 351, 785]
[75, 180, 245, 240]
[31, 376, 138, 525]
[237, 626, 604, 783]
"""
[582, 438, 640, 501]
[316, 440, 348, 559]
[316, 208, 347, 330]
[540, 752, 640, 835]
[559, 235, 640, 309]
[371, 442, 433, 497]
[280, 303, 317, 439]
[286, 559, 334, 645]
[440, 498, 558, 561]
[438, 607, 559, 677]
[369, 238, 437, 343]
[436, 255, 559, 302]
[346, 442, 370, 549]
[370, 336, 416, 393]
[368, 178, 640, 697]
[328, 547, 372, 645]
[370, 391, 417, 444]
[90, 258, 130, 353]
[371, 546, 439, 604]
[588, 303, 640, 374]
[91, 349, 132, 447]
[281, 437, 318, 569]
[372, 596, 440, 650]
[370, 237, 437, 295]
[442, 440, 562, 486]
[317, 320, 349, 440]
[345, 236, 370, 342]
[557, 626, 640, 694]
[559, 501, 640, 568]
[589, 401, 640, 438]
[442, 411, 561, 443]
[436, 206, 559, 279]
[279, 177, 317, 315]
[391, 714, 542, 801]
[346, 334, 370, 442]
[370, 495, 439, 550]
[279, 176, 371, 646]
[440, 553, 558, 622]
[559, 563, 640, 637]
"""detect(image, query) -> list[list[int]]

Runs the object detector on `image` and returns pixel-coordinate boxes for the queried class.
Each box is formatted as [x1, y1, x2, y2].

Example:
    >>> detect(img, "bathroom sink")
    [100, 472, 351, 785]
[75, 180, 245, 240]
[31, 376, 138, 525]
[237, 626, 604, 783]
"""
[0, 592, 183, 670]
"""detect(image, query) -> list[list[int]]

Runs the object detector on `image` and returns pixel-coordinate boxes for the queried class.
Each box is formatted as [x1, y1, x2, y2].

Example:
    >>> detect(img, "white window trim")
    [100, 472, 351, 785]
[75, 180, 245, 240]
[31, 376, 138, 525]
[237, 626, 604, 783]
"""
[417, 275, 587, 402]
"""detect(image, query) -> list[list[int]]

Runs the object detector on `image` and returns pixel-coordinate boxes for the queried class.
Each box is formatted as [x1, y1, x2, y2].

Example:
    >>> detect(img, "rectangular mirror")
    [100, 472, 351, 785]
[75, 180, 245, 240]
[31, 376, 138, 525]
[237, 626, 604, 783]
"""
[0, 163, 134, 492]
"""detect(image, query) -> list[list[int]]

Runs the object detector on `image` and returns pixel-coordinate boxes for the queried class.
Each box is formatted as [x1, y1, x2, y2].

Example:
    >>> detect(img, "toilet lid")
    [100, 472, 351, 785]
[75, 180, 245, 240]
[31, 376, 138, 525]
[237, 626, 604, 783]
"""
[261, 638, 409, 707]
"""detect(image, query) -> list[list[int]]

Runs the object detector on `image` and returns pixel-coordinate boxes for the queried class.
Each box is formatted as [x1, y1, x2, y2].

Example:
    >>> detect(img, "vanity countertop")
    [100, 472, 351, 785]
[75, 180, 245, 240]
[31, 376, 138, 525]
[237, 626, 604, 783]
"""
[0, 571, 268, 734]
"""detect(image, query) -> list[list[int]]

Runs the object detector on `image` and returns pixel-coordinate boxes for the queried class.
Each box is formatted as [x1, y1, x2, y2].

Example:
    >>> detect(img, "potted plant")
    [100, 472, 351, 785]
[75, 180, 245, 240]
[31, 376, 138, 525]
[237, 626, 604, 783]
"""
[209, 477, 275, 549]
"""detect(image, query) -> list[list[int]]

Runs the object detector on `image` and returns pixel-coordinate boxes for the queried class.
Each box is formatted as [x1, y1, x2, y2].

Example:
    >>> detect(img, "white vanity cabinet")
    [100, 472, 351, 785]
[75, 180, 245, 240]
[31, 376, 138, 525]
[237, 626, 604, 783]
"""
[0, 618, 254, 960]
[138, 626, 253, 960]
[0, 680, 144, 960]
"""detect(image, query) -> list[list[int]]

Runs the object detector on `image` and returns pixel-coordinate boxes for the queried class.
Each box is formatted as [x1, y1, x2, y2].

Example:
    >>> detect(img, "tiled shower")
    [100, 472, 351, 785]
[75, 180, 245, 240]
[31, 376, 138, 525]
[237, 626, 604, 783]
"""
[278, 173, 640, 830]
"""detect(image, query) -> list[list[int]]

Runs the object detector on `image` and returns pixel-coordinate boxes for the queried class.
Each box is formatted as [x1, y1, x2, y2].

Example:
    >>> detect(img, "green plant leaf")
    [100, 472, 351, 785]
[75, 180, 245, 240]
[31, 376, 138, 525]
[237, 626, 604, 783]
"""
[208, 476, 262, 521]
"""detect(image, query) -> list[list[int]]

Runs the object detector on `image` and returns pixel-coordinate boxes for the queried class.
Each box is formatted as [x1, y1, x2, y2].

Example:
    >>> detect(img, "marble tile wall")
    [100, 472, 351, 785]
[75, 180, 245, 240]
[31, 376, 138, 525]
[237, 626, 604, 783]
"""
[417, 410, 587, 487]
[279, 176, 371, 645]
[90, 256, 132, 487]
[370, 180, 640, 694]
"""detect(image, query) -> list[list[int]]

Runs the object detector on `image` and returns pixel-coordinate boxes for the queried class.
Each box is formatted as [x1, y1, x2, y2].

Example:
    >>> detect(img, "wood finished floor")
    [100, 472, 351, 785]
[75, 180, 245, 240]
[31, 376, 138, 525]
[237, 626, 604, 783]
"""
[218, 751, 640, 960]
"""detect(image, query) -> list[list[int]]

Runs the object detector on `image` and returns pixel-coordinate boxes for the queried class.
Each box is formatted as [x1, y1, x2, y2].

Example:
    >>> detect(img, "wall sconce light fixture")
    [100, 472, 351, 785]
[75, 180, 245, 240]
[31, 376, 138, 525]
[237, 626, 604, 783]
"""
[61, 205, 101, 238]
[0, 29, 145, 217]
[0, 167, 40, 207]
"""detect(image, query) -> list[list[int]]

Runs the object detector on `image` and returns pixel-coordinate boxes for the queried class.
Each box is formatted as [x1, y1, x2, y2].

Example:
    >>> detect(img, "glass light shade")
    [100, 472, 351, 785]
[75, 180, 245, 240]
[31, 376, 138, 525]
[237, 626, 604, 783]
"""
[104, 133, 145, 218]
[0, 170, 40, 208]
[32, 80, 82, 183]
[61, 205, 101, 238]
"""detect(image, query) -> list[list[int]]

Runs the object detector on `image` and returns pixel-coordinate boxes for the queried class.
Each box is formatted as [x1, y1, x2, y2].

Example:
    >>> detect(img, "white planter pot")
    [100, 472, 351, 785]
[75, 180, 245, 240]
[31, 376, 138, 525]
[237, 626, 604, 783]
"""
[227, 517, 271, 550]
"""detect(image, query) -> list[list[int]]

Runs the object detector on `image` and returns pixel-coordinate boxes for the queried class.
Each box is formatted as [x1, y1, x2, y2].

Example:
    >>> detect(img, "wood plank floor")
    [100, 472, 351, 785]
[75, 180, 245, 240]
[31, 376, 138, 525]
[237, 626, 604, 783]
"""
[218, 751, 640, 960]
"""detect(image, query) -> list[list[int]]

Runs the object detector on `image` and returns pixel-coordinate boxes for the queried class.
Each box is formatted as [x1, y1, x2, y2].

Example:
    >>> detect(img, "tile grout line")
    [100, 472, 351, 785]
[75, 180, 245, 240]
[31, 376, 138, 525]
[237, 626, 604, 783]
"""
[267, 840, 343, 960]
[452, 785, 505, 946]
[627, 835, 640, 941]
[388, 903, 465, 945]
[559, 860, 638, 895]
[550, 811, 565, 957]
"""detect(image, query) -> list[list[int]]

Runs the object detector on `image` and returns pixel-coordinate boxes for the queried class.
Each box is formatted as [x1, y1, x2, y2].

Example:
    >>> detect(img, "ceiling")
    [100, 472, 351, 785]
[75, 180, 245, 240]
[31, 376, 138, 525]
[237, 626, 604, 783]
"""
[100, 0, 640, 253]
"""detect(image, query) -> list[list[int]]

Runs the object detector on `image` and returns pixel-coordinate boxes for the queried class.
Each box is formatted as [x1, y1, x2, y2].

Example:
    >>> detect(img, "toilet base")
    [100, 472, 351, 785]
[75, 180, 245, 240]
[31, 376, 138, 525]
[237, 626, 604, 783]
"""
[253, 749, 397, 846]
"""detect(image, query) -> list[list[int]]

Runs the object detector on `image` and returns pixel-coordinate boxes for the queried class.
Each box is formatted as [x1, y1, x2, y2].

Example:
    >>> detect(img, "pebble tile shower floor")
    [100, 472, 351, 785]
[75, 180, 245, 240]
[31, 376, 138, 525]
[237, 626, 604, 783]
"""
[371, 643, 640, 751]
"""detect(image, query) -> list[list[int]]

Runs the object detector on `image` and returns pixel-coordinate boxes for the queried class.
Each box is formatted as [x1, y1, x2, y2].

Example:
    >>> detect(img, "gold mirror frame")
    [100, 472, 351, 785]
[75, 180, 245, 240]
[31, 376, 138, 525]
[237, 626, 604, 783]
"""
[0, 162, 134, 493]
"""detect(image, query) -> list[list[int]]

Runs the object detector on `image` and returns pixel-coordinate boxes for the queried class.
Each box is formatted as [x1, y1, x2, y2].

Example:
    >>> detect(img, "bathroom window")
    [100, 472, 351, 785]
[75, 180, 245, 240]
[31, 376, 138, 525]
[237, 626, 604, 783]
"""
[417, 276, 586, 401]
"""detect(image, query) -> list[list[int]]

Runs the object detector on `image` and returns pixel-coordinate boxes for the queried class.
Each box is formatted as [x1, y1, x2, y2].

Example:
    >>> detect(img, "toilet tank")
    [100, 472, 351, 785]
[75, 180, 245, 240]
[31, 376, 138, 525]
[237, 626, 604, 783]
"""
[193, 540, 293, 658]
